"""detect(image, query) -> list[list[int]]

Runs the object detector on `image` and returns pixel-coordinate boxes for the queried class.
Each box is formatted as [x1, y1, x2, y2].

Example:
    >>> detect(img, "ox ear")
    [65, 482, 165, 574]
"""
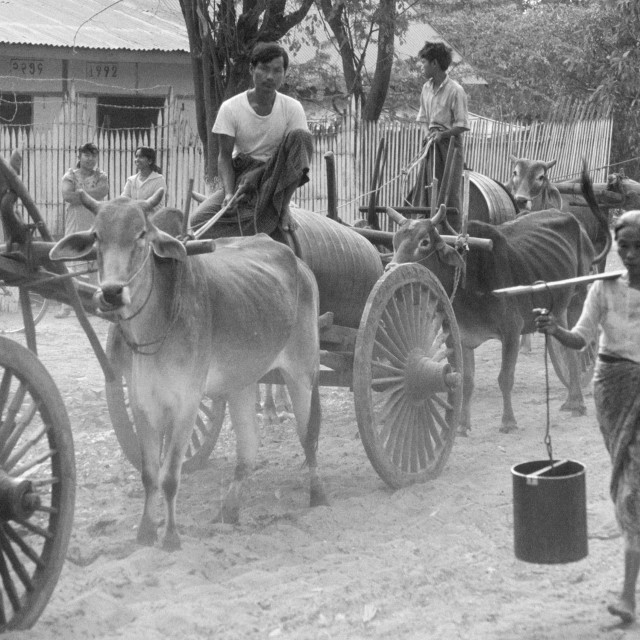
[79, 190, 101, 214]
[49, 231, 95, 261]
[544, 159, 557, 171]
[509, 154, 519, 165]
[142, 188, 165, 214]
[148, 226, 187, 262]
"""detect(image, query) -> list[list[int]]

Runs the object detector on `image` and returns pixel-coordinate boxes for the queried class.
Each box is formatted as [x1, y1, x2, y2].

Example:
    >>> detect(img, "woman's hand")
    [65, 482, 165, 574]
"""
[533, 308, 557, 336]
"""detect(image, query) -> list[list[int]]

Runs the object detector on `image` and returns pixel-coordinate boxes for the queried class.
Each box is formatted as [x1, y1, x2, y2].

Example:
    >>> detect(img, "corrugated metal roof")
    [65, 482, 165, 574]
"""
[0, 0, 189, 52]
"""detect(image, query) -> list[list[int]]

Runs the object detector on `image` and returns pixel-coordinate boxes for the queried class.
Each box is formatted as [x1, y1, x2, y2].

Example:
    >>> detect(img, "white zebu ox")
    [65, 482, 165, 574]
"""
[50, 190, 328, 550]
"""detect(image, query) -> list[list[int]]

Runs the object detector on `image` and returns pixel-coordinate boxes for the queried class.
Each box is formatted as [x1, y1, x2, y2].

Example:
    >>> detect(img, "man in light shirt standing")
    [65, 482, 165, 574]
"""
[407, 41, 469, 230]
[191, 42, 313, 238]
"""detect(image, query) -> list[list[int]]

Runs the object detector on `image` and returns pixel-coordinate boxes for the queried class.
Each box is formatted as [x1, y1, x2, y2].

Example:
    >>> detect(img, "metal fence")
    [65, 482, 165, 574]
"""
[0, 96, 613, 237]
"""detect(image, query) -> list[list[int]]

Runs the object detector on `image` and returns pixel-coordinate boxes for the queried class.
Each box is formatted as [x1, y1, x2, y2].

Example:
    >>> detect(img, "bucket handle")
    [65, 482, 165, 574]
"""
[526, 459, 570, 478]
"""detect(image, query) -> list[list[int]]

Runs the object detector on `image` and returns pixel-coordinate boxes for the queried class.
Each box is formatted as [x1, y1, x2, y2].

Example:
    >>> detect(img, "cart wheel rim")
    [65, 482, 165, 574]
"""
[353, 264, 463, 489]
[0, 337, 75, 631]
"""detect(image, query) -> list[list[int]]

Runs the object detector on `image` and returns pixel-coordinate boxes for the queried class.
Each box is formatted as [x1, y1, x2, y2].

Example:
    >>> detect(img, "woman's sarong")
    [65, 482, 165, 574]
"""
[594, 359, 640, 549]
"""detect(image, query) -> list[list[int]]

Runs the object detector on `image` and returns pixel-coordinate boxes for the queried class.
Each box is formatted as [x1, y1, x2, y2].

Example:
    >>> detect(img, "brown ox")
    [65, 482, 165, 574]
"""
[506, 156, 611, 264]
[505, 157, 611, 354]
[387, 169, 609, 434]
[506, 156, 563, 213]
[50, 190, 327, 550]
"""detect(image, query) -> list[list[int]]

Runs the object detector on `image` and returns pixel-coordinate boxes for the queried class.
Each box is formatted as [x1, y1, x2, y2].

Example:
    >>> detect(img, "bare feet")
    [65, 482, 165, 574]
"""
[608, 599, 636, 624]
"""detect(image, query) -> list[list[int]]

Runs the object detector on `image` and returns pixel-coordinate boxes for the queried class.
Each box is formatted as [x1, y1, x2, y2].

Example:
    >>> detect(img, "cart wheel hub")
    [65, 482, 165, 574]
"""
[0, 472, 40, 521]
[404, 350, 461, 402]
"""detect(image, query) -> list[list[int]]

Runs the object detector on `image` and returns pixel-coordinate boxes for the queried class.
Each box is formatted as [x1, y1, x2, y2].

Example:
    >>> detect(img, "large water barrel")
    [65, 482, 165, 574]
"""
[287, 208, 383, 329]
[468, 171, 517, 225]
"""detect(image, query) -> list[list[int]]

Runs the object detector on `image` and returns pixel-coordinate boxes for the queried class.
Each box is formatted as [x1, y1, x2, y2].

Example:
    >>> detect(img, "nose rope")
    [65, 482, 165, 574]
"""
[118, 259, 155, 322]
[117, 261, 185, 356]
[100, 246, 154, 323]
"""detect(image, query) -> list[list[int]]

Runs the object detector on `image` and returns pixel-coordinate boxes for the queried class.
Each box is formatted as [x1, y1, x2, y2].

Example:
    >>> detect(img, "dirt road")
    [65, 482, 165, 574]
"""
[3, 295, 637, 640]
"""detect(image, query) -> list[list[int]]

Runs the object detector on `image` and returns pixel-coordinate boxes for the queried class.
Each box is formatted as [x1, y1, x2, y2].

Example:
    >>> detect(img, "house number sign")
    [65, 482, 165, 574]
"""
[10, 59, 44, 76]
[86, 63, 118, 79]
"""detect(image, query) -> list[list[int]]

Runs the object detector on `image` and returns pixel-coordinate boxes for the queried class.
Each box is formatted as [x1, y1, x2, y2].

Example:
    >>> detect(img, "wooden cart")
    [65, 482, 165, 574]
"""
[0, 151, 469, 630]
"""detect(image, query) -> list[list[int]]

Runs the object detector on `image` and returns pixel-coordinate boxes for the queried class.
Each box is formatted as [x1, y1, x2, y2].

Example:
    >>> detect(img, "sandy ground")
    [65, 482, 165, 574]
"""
[4, 258, 640, 640]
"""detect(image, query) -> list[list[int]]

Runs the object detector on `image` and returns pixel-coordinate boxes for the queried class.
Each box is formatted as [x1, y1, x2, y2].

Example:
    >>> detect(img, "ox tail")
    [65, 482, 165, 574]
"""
[304, 375, 322, 467]
[581, 162, 612, 269]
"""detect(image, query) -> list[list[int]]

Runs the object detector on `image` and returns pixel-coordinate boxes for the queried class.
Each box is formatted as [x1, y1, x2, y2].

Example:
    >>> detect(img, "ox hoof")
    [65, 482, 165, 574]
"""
[310, 487, 330, 508]
[136, 522, 159, 546]
[499, 423, 519, 434]
[216, 505, 240, 525]
[456, 426, 470, 437]
[162, 531, 181, 552]
[560, 401, 587, 416]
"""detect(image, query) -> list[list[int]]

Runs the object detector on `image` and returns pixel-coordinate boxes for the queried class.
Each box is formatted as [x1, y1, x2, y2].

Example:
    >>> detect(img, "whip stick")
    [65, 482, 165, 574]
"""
[193, 187, 246, 239]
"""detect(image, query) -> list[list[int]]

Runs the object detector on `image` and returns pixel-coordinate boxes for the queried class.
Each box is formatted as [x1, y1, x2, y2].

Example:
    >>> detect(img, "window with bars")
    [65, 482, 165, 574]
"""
[96, 95, 165, 132]
[0, 93, 33, 127]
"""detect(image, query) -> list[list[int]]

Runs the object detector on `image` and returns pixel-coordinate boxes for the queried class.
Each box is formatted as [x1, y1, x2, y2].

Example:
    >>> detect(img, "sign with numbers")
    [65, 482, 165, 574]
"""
[86, 63, 118, 79]
[10, 59, 44, 76]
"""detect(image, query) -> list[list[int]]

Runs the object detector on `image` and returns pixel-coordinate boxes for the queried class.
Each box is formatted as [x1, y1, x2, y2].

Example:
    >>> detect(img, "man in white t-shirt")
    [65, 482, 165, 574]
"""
[191, 42, 313, 238]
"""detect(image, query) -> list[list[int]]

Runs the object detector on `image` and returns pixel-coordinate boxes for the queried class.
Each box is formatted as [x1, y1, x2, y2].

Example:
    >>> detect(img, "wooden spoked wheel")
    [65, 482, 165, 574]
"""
[0, 336, 75, 631]
[0, 287, 49, 335]
[548, 286, 597, 389]
[353, 264, 463, 489]
[104, 325, 225, 473]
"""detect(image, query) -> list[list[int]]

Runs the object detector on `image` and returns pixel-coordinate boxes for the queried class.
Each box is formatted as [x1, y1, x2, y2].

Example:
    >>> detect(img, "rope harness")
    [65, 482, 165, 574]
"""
[107, 245, 185, 356]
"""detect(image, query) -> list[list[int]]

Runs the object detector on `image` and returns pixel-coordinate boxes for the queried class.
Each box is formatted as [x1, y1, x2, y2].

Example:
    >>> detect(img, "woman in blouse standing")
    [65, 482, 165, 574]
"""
[535, 210, 640, 624]
[56, 142, 109, 317]
[121, 146, 167, 212]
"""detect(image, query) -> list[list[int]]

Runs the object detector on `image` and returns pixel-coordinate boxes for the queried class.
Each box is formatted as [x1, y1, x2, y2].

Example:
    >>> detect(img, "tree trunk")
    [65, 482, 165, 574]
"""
[362, 0, 395, 121]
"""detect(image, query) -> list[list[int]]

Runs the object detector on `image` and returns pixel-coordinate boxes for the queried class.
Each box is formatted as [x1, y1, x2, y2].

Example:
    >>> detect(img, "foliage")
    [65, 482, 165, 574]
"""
[568, 0, 640, 175]
[425, 2, 595, 120]
[313, 0, 406, 120]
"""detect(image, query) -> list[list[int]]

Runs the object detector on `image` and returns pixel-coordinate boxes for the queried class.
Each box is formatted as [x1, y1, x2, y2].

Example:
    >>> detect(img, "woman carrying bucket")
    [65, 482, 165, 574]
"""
[534, 210, 640, 624]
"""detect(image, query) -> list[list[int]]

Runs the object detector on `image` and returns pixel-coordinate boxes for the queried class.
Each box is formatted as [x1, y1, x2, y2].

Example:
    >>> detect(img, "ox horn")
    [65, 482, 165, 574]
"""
[79, 189, 101, 214]
[544, 159, 557, 170]
[385, 207, 406, 225]
[431, 203, 447, 227]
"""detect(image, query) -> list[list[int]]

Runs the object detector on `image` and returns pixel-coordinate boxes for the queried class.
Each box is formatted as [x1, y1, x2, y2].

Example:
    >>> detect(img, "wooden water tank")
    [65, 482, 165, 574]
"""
[468, 171, 517, 225]
[288, 209, 383, 329]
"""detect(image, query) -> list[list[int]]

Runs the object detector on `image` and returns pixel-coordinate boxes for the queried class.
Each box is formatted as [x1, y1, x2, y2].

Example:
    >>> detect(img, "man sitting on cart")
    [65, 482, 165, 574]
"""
[407, 41, 469, 230]
[190, 41, 313, 239]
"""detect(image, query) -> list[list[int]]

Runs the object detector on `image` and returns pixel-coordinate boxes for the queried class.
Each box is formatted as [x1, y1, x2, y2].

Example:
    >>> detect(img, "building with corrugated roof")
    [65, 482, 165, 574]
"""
[0, 1, 482, 129]
[0, 0, 193, 130]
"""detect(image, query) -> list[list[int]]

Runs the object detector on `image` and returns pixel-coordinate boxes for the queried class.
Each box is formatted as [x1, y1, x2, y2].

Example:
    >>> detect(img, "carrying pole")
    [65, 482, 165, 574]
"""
[493, 270, 624, 297]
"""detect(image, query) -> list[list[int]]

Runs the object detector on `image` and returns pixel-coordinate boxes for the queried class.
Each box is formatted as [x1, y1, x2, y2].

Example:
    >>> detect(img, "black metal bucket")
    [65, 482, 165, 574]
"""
[512, 459, 588, 564]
